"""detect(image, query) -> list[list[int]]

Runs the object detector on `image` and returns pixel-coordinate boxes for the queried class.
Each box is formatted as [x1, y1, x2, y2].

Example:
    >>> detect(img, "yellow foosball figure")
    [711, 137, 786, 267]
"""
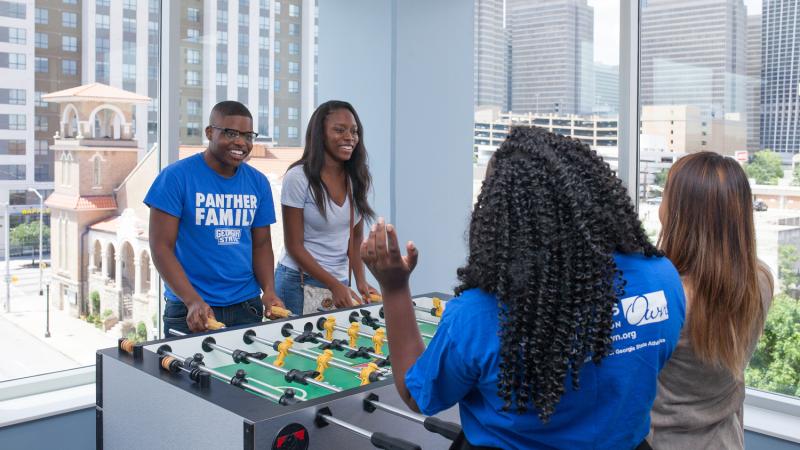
[274, 337, 294, 367]
[314, 350, 334, 381]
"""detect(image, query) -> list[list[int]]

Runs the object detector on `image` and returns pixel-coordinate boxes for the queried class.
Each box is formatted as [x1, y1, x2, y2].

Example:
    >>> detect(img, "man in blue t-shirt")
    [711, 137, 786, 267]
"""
[145, 101, 285, 334]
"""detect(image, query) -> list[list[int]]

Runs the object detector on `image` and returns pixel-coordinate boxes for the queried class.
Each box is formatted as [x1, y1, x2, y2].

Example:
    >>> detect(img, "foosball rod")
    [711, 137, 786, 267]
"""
[354, 311, 434, 340]
[283, 323, 387, 362]
[169, 329, 342, 392]
[157, 346, 297, 405]
[380, 307, 439, 326]
[316, 408, 421, 450]
[243, 329, 374, 378]
[363, 394, 462, 441]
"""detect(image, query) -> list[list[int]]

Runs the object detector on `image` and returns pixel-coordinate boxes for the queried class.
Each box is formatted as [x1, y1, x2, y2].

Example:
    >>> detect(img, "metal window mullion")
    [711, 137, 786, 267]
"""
[619, 0, 641, 206]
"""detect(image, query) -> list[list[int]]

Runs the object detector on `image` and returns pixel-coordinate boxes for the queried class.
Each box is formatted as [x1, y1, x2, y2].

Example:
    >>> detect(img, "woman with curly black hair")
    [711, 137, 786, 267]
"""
[362, 127, 686, 449]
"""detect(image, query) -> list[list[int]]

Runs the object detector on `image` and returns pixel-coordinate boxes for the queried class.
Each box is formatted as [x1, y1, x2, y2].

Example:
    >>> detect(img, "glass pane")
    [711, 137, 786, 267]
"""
[474, 0, 620, 199]
[638, 0, 799, 399]
[0, 0, 160, 382]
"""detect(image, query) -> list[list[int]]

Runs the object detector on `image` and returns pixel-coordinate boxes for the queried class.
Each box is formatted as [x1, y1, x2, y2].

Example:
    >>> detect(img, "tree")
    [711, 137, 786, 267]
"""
[10, 221, 50, 247]
[653, 168, 669, 189]
[779, 245, 800, 299]
[745, 151, 783, 185]
[746, 294, 800, 397]
[793, 164, 800, 186]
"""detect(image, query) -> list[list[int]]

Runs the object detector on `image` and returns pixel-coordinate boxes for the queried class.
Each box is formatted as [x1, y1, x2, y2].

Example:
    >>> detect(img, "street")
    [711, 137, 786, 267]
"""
[0, 259, 116, 382]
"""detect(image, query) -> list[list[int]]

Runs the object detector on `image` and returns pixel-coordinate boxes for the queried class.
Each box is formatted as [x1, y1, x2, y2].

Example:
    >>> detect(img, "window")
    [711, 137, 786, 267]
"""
[288, 126, 298, 139]
[186, 49, 200, 64]
[34, 56, 47, 72]
[63, 0, 78, 4]
[274, 1, 281, 15]
[289, 4, 300, 17]
[217, 31, 228, 44]
[216, 72, 227, 85]
[0, 165, 25, 180]
[4, 27, 25, 44]
[274, 60, 281, 73]
[259, 36, 269, 49]
[274, 39, 281, 53]
[289, 23, 299, 36]
[186, 122, 201, 136]
[239, 13, 248, 26]
[62, 59, 77, 76]
[7, 52, 25, 69]
[0, 88, 25, 105]
[187, 7, 200, 22]
[0, 1, 26, 19]
[35, 8, 48, 24]
[216, 51, 227, 66]
[62, 35, 78, 52]
[288, 107, 298, 121]
[35, 115, 48, 131]
[34, 91, 46, 107]
[259, 15, 269, 32]
[92, 158, 101, 186]
[288, 61, 299, 74]
[187, 99, 200, 116]
[187, 28, 200, 42]
[186, 70, 200, 86]
[0, 114, 26, 130]
[123, 18, 136, 33]
[0, 140, 25, 155]
[273, 105, 280, 119]
[237, 74, 248, 88]
[35, 32, 48, 49]
[62, 11, 77, 28]
[288, 42, 300, 55]
[288, 80, 299, 93]
[96, 14, 110, 29]
[274, 79, 280, 92]
[123, 64, 136, 81]
[258, 76, 269, 90]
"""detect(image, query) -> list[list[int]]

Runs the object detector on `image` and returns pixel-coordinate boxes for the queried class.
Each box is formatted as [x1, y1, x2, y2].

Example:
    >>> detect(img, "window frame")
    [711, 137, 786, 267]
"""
[0, 2, 797, 444]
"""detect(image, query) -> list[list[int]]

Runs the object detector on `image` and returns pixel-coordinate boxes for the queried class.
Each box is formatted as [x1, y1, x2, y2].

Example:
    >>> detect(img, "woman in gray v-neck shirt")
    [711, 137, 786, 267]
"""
[649, 152, 774, 449]
[275, 101, 377, 315]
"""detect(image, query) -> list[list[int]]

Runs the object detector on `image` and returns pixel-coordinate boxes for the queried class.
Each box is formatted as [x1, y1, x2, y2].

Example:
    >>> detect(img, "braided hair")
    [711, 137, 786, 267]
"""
[456, 126, 659, 422]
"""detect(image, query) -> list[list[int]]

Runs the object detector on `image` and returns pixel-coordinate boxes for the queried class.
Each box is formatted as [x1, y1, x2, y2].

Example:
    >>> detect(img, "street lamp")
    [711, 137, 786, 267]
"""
[27, 188, 44, 296]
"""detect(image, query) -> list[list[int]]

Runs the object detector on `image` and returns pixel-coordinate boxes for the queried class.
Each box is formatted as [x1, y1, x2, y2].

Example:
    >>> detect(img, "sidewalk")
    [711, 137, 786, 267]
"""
[0, 261, 117, 381]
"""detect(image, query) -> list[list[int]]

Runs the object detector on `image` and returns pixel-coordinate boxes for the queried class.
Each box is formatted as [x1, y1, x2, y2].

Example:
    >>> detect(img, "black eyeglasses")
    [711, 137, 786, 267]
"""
[209, 126, 258, 143]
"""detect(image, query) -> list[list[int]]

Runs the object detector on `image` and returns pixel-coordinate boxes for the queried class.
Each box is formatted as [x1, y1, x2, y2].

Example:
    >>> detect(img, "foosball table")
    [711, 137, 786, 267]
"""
[96, 293, 460, 450]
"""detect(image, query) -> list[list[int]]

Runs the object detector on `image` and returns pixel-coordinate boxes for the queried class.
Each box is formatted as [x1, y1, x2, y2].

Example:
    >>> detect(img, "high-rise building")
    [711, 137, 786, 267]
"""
[594, 63, 619, 115]
[746, 14, 761, 152]
[640, 0, 747, 119]
[507, 0, 594, 115]
[0, 1, 56, 252]
[760, 0, 799, 158]
[474, 0, 507, 110]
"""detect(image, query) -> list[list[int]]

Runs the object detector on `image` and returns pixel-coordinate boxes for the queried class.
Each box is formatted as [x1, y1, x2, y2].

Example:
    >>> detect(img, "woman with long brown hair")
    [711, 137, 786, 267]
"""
[649, 152, 774, 449]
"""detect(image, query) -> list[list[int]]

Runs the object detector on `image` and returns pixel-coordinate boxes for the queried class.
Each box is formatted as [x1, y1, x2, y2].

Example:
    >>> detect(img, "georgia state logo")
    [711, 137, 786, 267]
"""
[620, 291, 669, 326]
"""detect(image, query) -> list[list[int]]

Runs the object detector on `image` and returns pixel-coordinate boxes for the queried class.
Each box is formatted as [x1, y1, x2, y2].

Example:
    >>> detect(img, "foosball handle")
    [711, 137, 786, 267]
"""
[369, 293, 383, 303]
[270, 305, 293, 318]
[370, 432, 421, 450]
[423, 417, 462, 441]
[207, 317, 225, 330]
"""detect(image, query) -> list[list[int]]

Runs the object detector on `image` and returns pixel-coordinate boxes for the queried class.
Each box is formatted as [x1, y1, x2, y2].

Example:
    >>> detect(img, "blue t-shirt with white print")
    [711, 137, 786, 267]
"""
[144, 153, 276, 306]
[405, 253, 686, 450]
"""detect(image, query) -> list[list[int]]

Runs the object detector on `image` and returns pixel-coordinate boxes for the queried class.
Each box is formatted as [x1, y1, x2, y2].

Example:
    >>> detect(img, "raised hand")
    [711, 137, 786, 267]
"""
[360, 218, 418, 294]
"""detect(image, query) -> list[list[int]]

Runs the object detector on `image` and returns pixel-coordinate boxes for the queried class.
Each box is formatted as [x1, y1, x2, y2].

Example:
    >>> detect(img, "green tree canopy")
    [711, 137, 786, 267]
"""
[745, 151, 784, 185]
[793, 164, 800, 187]
[10, 221, 50, 247]
[746, 294, 800, 397]
[779, 245, 800, 299]
[653, 168, 669, 189]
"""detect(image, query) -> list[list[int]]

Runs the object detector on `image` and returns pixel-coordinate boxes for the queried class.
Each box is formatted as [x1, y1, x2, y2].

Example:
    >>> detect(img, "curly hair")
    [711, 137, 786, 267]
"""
[456, 127, 659, 422]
